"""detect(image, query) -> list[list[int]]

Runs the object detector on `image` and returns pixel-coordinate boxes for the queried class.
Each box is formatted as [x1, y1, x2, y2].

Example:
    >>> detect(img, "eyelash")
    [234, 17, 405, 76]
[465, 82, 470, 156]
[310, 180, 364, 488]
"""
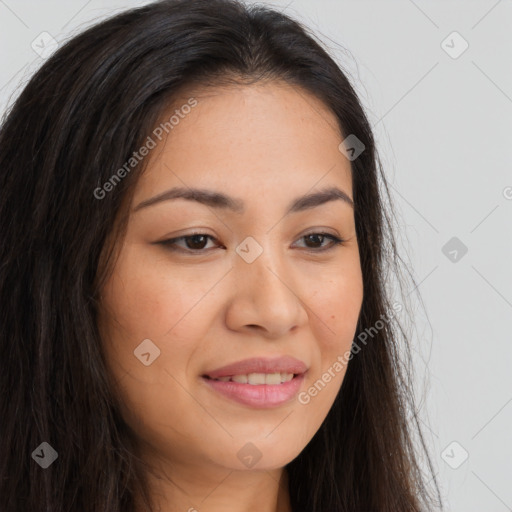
[158, 231, 345, 255]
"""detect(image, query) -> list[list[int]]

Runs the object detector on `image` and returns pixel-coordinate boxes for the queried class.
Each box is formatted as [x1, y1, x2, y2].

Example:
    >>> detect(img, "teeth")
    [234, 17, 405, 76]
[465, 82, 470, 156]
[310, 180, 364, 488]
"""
[248, 373, 266, 385]
[264, 372, 282, 385]
[213, 372, 295, 384]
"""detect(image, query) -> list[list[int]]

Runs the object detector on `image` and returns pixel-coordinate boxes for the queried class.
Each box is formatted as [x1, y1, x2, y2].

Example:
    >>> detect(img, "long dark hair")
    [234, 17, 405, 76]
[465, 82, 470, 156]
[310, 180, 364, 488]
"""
[0, 0, 443, 510]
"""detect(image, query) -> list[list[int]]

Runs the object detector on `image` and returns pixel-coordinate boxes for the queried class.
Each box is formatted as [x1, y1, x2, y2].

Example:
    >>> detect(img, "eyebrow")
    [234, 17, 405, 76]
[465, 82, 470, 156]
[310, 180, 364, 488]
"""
[132, 185, 354, 214]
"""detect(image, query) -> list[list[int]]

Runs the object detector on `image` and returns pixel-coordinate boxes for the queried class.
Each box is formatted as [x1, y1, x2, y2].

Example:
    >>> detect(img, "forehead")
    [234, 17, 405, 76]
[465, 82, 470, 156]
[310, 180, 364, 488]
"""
[133, 81, 353, 208]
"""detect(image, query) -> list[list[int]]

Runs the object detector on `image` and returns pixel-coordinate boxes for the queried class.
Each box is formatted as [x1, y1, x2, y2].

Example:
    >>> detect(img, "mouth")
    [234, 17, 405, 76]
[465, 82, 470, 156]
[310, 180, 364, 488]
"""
[202, 355, 308, 380]
[201, 356, 308, 408]
[202, 372, 299, 385]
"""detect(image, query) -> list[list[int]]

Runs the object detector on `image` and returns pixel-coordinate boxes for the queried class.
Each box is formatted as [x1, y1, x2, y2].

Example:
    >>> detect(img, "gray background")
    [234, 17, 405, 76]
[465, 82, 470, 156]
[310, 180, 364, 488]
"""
[1, 1, 511, 510]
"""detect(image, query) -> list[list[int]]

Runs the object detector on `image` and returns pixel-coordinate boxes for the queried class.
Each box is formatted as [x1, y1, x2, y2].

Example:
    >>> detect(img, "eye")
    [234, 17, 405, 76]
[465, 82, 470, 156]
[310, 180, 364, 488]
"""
[158, 233, 221, 253]
[157, 231, 344, 254]
[292, 232, 344, 252]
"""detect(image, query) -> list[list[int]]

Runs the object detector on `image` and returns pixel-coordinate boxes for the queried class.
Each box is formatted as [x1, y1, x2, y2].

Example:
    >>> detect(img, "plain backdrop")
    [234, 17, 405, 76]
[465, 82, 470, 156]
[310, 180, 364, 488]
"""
[1, 1, 511, 511]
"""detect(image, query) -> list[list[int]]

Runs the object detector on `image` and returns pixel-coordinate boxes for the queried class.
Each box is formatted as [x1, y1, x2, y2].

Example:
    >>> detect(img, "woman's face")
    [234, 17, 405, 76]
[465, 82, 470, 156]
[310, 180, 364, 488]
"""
[98, 81, 363, 475]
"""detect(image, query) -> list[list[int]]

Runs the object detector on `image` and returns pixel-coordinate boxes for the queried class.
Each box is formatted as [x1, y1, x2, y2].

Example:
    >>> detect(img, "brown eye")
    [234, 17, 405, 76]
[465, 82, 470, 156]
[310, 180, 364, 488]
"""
[294, 233, 344, 252]
[304, 233, 326, 248]
[182, 234, 210, 250]
[158, 234, 220, 253]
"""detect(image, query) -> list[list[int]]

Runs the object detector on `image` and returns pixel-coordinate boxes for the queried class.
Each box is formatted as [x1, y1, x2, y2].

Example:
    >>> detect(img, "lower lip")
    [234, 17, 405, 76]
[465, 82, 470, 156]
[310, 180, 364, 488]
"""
[202, 374, 305, 408]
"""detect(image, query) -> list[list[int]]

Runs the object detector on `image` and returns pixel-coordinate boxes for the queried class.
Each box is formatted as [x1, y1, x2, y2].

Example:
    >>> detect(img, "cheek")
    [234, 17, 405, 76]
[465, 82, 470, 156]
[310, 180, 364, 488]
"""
[299, 266, 363, 411]
[307, 268, 363, 350]
[97, 245, 229, 413]
[97, 255, 211, 451]
[99, 243, 221, 344]
[97, 254, 189, 394]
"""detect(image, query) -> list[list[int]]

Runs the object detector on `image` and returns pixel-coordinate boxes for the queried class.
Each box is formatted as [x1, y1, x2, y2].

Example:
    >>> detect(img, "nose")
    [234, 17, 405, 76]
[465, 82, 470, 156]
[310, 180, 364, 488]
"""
[224, 242, 308, 338]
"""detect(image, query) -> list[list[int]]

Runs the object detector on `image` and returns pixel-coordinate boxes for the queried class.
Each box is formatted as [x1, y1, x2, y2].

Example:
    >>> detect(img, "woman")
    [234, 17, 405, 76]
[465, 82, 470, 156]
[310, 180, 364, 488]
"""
[0, 0, 443, 510]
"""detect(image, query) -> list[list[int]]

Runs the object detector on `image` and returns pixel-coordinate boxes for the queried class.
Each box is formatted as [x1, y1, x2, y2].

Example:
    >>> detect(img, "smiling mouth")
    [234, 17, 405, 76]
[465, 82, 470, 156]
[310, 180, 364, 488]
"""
[201, 371, 306, 408]
[202, 372, 299, 385]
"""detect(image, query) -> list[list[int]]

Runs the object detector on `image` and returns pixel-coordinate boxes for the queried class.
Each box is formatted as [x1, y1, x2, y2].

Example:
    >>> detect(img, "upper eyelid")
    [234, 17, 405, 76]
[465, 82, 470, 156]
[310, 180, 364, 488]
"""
[165, 226, 341, 240]
[168, 230, 340, 242]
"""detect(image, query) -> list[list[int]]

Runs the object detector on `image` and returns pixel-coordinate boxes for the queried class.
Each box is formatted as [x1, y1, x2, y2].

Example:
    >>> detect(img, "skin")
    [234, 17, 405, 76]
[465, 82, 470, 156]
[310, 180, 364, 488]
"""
[97, 80, 364, 512]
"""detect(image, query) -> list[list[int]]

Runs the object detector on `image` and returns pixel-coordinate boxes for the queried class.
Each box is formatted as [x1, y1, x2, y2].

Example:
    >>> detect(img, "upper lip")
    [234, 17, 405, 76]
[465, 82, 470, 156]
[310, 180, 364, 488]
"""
[203, 356, 308, 379]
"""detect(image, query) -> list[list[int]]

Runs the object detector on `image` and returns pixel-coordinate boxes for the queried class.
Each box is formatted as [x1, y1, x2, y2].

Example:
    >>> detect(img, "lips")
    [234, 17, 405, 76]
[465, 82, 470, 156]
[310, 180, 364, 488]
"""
[201, 356, 308, 408]
[202, 356, 308, 380]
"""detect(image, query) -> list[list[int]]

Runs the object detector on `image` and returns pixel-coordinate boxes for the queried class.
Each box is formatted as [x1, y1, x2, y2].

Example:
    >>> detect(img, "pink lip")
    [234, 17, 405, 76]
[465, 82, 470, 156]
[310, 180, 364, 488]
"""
[203, 356, 308, 379]
[203, 374, 305, 408]
[201, 356, 308, 409]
